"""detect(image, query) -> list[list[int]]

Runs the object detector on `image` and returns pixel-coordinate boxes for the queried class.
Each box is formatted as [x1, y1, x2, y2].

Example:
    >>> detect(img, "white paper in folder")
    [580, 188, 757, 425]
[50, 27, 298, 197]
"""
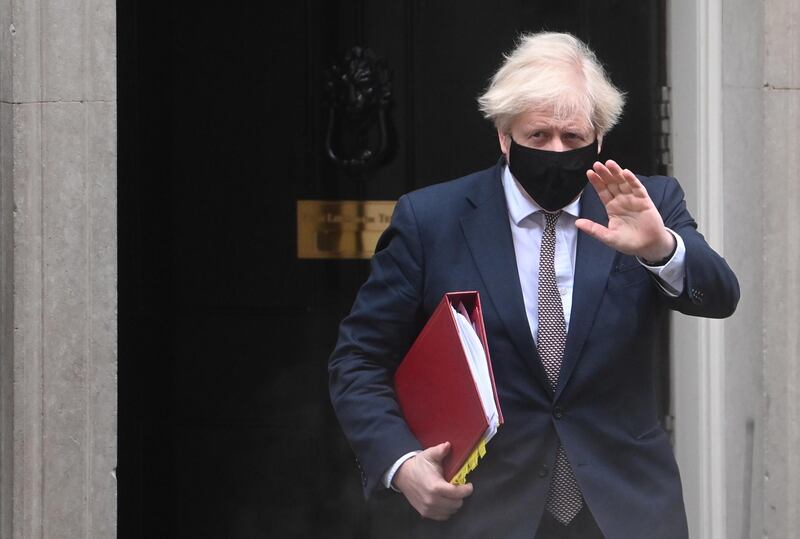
[451, 305, 499, 442]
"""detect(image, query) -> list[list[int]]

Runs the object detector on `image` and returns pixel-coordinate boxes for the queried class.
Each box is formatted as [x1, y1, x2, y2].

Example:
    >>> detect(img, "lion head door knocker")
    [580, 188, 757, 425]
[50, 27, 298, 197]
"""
[324, 46, 392, 174]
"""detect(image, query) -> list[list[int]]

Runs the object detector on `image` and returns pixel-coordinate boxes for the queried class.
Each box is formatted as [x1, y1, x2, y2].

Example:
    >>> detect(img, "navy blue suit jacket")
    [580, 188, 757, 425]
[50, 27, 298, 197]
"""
[329, 160, 739, 538]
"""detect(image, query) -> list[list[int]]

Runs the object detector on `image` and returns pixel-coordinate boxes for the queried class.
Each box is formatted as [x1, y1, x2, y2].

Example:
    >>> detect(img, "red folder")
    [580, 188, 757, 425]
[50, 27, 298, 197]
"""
[394, 291, 503, 483]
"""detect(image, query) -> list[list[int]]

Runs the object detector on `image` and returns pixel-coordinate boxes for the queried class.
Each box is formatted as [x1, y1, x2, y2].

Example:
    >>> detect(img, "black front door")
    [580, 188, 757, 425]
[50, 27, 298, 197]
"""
[118, 1, 667, 537]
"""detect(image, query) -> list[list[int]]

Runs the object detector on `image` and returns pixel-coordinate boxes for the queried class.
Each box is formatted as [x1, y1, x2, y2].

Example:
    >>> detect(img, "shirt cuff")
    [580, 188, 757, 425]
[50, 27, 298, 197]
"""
[382, 451, 422, 491]
[637, 228, 686, 297]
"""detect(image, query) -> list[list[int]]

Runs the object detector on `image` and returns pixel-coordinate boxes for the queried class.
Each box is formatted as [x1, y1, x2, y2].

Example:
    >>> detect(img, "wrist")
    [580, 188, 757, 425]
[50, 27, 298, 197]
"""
[392, 455, 416, 492]
[641, 230, 676, 265]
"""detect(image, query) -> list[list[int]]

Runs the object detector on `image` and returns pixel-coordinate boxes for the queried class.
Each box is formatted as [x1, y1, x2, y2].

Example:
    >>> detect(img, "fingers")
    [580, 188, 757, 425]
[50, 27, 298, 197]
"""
[587, 160, 628, 204]
[438, 481, 474, 500]
[586, 168, 613, 205]
[419, 481, 473, 520]
[593, 160, 629, 195]
[622, 168, 648, 198]
[395, 442, 474, 521]
[597, 160, 649, 197]
[606, 161, 633, 195]
[433, 484, 472, 505]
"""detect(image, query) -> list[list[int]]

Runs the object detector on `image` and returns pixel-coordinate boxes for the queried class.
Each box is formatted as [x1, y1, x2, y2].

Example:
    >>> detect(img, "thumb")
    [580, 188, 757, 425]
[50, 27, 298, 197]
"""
[575, 218, 613, 245]
[425, 441, 451, 463]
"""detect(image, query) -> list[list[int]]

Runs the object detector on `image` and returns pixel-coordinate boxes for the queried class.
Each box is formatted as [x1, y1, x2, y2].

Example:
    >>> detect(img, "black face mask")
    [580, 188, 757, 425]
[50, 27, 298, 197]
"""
[507, 137, 598, 212]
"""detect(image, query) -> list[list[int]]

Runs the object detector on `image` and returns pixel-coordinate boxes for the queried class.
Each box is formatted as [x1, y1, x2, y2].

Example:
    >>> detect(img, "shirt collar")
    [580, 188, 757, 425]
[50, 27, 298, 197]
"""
[501, 164, 581, 226]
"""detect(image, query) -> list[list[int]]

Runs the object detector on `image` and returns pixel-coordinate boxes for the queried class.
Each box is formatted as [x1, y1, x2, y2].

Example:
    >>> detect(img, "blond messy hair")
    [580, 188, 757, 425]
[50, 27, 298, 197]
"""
[478, 32, 625, 136]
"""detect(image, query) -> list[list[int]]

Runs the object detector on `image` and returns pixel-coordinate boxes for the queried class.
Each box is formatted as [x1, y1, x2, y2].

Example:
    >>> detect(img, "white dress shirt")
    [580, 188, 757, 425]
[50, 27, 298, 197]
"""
[383, 165, 686, 490]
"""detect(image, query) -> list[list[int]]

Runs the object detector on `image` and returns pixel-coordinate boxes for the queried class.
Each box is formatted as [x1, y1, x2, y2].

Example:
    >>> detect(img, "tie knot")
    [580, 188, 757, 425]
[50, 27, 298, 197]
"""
[542, 210, 562, 230]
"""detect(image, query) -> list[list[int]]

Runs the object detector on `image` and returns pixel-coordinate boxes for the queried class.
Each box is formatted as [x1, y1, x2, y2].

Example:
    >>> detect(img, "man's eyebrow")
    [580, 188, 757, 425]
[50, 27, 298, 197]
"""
[562, 122, 591, 130]
[520, 119, 591, 132]
[522, 121, 558, 130]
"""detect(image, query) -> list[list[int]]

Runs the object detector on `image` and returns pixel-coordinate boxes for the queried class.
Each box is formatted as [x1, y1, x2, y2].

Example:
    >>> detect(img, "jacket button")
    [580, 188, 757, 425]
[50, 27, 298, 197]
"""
[538, 465, 549, 478]
[553, 406, 564, 419]
[691, 288, 704, 302]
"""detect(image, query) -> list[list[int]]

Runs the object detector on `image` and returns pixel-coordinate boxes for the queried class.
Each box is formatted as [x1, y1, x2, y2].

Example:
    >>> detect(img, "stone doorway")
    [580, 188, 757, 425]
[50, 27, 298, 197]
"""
[116, 2, 667, 537]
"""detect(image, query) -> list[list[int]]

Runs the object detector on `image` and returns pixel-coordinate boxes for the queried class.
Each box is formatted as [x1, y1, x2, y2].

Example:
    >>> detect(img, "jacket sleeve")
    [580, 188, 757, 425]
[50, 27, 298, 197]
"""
[328, 194, 426, 498]
[653, 176, 740, 318]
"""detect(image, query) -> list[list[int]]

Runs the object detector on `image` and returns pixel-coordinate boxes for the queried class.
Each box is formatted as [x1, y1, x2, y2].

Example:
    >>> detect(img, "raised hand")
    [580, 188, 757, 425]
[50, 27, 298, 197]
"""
[392, 441, 474, 521]
[575, 159, 675, 262]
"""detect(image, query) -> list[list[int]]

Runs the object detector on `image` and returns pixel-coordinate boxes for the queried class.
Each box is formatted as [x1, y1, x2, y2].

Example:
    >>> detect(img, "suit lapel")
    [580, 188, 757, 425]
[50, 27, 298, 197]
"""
[460, 165, 553, 395]
[554, 186, 616, 401]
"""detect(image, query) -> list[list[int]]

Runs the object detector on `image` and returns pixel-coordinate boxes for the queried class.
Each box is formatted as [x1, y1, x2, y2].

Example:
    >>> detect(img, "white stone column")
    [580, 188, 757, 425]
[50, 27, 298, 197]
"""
[0, 0, 117, 536]
[720, 1, 766, 538]
[763, 1, 800, 536]
[670, 1, 729, 536]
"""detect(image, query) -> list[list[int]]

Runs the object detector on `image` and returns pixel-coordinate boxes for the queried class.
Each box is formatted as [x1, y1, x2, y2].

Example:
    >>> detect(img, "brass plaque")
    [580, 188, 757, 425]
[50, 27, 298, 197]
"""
[297, 200, 397, 259]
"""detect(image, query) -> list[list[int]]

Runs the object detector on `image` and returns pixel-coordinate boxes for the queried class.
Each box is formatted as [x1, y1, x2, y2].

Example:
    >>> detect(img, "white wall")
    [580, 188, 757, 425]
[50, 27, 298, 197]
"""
[762, 0, 800, 534]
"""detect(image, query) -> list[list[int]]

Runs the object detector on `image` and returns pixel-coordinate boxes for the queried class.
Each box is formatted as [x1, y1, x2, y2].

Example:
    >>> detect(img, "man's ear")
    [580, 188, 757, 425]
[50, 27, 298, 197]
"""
[498, 130, 510, 158]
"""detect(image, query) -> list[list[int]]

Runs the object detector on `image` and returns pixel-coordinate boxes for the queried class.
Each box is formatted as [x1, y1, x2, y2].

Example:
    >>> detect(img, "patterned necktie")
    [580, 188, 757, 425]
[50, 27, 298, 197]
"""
[536, 210, 584, 524]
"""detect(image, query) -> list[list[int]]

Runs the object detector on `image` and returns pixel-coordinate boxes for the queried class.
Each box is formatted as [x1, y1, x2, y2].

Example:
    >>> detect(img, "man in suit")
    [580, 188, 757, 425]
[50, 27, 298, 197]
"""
[328, 32, 739, 538]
